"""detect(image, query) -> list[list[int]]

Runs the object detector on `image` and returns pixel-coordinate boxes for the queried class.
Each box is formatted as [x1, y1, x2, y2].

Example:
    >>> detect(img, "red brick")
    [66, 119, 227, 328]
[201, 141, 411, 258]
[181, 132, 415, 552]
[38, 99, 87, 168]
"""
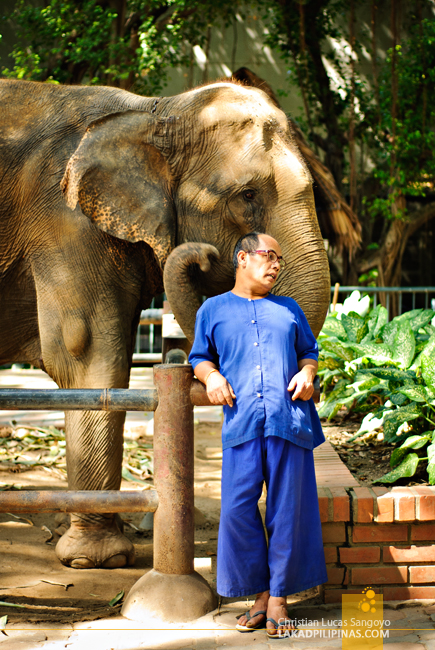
[409, 566, 435, 583]
[351, 566, 408, 585]
[411, 524, 435, 541]
[339, 546, 380, 564]
[353, 525, 408, 543]
[391, 487, 416, 522]
[324, 547, 338, 563]
[352, 487, 374, 523]
[323, 588, 364, 604]
[376, 493, 394, 523]
[410, 486, 435, 521]
[326, 567, 345, 584]
[317, 487, 330, 523]
[383, 586, 435, 600]
[384, 545, 435, 563]
[372, 486, 389, 497]
[330, 487, 350, 522]
[322, 523, 346, 543]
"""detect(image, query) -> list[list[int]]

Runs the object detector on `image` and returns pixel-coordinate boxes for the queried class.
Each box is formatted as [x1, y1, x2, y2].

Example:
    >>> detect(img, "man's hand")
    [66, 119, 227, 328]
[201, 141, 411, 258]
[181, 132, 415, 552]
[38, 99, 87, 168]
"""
[288, 360, 317, 401]
[206, 371, 236, 407]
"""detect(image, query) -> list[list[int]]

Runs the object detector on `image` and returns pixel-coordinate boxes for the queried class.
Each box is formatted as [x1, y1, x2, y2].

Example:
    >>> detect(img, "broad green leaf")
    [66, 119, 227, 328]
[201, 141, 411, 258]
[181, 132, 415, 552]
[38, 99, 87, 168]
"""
[383, 403, 421, 442]
[391, 392, 409, 406]
[317, 387, 355, 417]
[427, 443, 435, 463]
[392, 320, 415, 369]
[342, 314, 368, 343]
[365, 304, 389, 341]
[390, 434, 431, 467]
[320, 317, 347, 341]
[422, 354, 435, 389]
[321, 339, 355, 362]
[348, 343, 392, 366]
[318, 355, 343, 371]
[348, 377, 381, 393]
[108, 590, 124, 607]
[428, 461, 435, 485]
[410, 309, 435, 333]
[395, 308, 424, 322]
[397, 385, 427, 403]
[318, 393, 356, 419]
[381, 320, 399, 348]
[373, 453, 420, 484]
[358, 367, 416, 383]
[0, 615, 7, 632]
[412, 334, 435, 370]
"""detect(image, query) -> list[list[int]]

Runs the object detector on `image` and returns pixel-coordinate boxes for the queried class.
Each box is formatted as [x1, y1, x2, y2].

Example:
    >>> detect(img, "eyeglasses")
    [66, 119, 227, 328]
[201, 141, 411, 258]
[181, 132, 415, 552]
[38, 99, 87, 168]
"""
[248, 249, 286, 269]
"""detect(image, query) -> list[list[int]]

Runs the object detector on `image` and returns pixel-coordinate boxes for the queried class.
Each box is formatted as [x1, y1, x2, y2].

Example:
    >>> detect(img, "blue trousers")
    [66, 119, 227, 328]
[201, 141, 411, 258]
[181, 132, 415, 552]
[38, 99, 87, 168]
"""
[217, 435, 327, 598]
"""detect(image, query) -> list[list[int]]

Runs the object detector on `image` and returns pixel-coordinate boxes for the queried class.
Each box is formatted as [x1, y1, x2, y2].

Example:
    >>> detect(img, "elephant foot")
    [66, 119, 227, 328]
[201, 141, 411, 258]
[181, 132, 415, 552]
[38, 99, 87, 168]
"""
[55, 516, 135, 569]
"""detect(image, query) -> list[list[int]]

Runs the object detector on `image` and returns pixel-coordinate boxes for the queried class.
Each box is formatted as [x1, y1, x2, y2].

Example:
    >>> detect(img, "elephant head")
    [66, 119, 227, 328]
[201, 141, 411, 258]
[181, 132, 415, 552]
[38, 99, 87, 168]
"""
[61, 83, 330, 339]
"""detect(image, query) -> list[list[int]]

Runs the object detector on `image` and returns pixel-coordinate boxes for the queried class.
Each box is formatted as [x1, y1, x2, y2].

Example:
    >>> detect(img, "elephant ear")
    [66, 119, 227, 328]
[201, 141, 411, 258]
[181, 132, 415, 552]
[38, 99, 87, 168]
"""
[61, 111, 177, 266]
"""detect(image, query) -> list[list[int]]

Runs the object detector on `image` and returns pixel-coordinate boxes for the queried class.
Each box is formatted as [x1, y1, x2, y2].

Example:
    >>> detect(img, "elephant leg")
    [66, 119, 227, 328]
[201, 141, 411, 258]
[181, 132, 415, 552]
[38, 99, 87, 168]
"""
[55, 410, 135, 569]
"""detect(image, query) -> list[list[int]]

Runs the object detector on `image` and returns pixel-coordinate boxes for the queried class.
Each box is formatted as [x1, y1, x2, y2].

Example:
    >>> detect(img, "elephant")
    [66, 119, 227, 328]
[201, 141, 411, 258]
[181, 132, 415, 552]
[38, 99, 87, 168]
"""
[0, 78, 330, 569]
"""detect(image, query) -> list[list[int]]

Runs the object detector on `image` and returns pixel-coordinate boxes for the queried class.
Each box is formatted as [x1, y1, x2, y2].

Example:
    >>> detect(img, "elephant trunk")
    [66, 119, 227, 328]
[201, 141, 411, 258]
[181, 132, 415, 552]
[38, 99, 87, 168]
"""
[269, 188, 331, 338]
[163, 242, 220, 342]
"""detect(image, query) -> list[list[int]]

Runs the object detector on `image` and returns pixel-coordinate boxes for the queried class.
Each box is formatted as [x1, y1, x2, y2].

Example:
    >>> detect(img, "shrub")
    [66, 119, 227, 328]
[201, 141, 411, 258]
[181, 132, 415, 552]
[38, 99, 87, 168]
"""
[317, 303, 435, 484]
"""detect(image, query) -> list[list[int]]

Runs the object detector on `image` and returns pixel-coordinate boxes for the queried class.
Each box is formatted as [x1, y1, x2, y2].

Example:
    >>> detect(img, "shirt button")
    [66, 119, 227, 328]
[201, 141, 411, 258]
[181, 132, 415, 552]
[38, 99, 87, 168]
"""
[257, 365, 261, 370]
[248, 299, 252, 301]
[257, 393, 262, 398]
[254, 342, 258, 346]
[251, 320, 255, 323]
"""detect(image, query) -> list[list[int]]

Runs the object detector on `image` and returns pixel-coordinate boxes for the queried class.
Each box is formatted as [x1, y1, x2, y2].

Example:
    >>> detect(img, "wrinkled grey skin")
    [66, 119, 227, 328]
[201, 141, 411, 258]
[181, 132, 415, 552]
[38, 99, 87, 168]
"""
[0, 79, 330, 568]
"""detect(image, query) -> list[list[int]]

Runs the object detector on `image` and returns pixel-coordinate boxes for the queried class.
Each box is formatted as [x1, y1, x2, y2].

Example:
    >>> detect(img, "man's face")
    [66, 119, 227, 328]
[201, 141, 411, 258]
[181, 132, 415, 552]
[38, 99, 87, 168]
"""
[237, 234, 283, 293]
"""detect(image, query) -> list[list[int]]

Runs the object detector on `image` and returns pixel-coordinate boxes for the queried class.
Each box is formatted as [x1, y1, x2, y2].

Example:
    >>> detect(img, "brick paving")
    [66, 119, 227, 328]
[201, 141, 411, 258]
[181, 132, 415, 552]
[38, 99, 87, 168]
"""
[1, 602, 435, 649]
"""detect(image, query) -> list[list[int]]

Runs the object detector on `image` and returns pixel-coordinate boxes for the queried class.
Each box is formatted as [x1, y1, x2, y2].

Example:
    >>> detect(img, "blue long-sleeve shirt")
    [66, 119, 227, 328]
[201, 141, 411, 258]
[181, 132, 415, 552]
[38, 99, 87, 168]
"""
[188, 291, 325, 450]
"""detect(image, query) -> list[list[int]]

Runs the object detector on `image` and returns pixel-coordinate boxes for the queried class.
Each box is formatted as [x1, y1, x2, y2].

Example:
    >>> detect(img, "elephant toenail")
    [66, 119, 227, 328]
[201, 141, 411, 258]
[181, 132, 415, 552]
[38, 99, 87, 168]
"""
[102, 554, 128, 568]
[70, 557, 96, 569]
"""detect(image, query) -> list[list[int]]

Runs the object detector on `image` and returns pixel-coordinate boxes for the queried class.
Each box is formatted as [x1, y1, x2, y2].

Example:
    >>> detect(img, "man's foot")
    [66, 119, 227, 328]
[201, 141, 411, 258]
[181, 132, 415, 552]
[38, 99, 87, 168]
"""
[266, 597, 296, 637]
[236, 591, 269, 630]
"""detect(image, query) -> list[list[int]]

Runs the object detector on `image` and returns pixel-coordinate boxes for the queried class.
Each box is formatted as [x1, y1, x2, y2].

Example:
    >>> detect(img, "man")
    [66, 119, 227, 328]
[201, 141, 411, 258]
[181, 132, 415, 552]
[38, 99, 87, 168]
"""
[188, 232, 327, 637]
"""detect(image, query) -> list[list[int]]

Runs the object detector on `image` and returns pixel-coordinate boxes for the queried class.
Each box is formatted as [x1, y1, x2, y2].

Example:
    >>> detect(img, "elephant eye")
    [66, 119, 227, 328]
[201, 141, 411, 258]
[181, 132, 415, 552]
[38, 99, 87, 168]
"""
[242, 190, 256, 202]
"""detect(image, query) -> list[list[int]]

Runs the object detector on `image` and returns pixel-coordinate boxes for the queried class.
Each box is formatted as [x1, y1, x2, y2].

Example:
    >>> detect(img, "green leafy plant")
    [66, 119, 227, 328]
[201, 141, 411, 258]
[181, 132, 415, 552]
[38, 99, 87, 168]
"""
[318, 302, 435, 484]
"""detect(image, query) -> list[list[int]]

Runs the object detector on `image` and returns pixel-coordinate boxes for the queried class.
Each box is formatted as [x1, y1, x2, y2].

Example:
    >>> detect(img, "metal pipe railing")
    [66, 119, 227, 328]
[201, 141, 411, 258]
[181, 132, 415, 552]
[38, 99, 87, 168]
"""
[0, 490, 158, 514]
[0, 388, 158, 411]
[330, 286, 435, 318]
[0, 381, 210, 411]
[332, 285, 435, 294]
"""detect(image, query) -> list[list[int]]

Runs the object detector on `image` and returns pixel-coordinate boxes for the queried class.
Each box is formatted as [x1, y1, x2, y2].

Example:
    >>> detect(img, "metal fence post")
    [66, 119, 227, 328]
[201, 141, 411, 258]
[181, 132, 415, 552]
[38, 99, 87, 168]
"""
[122, 364, 217, 623]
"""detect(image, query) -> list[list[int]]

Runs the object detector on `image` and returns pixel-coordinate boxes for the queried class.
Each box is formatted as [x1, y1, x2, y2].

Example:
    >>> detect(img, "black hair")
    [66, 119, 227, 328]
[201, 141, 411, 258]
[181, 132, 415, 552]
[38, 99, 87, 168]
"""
[233, 232, 261, 272]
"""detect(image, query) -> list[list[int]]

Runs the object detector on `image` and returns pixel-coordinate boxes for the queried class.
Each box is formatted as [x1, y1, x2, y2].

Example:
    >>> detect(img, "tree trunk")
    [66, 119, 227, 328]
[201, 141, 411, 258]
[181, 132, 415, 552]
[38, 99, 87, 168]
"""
[278, 0, 347, 192]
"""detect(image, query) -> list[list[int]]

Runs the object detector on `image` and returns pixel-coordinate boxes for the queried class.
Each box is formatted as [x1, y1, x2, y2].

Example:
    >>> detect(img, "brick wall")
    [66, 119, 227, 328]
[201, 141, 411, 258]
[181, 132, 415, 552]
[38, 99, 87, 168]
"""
[319, 485, 435, 603]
